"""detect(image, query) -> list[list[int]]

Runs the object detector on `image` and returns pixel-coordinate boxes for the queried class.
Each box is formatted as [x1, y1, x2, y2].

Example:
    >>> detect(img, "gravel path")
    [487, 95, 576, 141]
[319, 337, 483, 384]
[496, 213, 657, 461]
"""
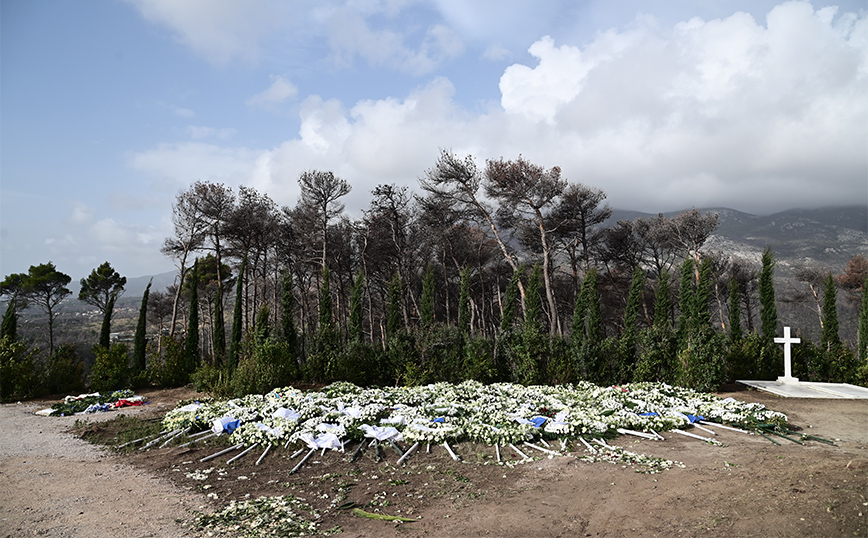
[0, 400, 204, 538]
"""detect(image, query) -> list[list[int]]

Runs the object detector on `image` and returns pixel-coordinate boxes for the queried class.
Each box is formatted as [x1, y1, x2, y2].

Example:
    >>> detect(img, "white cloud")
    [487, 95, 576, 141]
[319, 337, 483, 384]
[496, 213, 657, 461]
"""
[129, 1, 867, 216]
[186, 125, 237, 140]
[246, 75, 298, 109]
[326, 9, 464, 74]
[174, 107, 195, 118]
[125, 0, 285, 66]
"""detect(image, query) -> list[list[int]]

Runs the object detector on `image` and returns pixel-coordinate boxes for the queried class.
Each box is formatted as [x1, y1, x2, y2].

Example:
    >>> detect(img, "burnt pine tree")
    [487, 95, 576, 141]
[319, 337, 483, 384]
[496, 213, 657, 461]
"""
[420, 265, 435, 328]
[228, 257, 246, 374]
[281, 270, 298, 351]
[348, 271, 365, 342]
[185, 261, 200, 378]
[728, 278, 743, 343]
[458, 268, 471, 336]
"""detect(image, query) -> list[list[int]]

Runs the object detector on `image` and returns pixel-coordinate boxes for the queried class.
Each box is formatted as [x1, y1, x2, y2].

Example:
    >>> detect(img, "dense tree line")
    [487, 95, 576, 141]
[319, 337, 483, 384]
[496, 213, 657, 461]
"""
[2, 151, 867, 400]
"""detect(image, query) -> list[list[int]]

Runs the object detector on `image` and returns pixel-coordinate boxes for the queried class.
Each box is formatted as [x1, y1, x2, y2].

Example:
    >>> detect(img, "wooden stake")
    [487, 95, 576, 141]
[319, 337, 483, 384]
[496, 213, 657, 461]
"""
[442, 441, 460, 461]
[200, 443, 243, 463]
[255, 444, 271, 465]
[523, 441, 560, 456]
[508, 443, 530, 460]
[396, 442, 420, 465]
[289, 448, 316, 474]
[495, 444, 501, 462]
[672, 429, 715, 443]
[227, 444, 257, 464]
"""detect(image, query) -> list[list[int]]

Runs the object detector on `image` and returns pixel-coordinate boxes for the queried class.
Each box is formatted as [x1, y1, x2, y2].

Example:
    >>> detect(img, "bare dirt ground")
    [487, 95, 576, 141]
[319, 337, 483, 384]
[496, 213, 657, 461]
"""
[2, 386, 866, 538]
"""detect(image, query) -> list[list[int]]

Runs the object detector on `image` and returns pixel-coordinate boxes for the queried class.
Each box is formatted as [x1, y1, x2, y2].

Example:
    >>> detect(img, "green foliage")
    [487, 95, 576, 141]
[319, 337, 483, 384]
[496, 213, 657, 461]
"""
[1, 299, 18, 341]
[417, 324, 464, 384]
[546, 336, 573, 385]
[726, 332, 765, 382]
[420, 265, 435, 328]
[329, 340, 380, 386]
[0, 335, 40, 401]
[820, 272, 841, 352]
[148, 335, 188, 388]
[754, 337, 781, 381]
[229, 257, 246, 374]
[89, 343, 130, 392]
[231, 338, 300, 397]
[255, 304, 271, 343]
[618, 266, 644, 382]
[676, 258, 695, 346]
[78, 261, 126, 312]
[99, 293, 116, 349]
[133, 280, 151, 374]
[501, 268, 522, 333]
[458, 267, 471, 335]
[190, 364, 232, 397]
[387, 330, 418, 386]
[653, 271, 672, 329]
[759, 247, 778, 340]
[694, 257, 713, 330]
[462, 336, 496, 383]
[43, 343, 85, 395]
[675, 326, 726, 392]
[633, 326, 678, 383]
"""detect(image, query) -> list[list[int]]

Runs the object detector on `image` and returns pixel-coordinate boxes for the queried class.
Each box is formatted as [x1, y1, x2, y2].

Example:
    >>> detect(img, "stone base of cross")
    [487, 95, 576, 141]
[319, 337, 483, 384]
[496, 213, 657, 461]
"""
[775, 326, 800, 384]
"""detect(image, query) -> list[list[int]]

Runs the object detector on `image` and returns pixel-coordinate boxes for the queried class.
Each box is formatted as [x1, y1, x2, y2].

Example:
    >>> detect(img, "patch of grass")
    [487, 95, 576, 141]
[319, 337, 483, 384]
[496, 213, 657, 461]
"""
[72, 414, 163, 451]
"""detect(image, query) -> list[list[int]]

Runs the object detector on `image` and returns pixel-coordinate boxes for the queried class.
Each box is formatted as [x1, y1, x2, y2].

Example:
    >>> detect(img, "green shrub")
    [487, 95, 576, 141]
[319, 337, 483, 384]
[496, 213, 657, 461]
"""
[462, 336, 496, 383]
[43, 343, 85, 395]
[0, 336, 41, 401]
[633, 326, 678, 383]
[232, 338, 299, 397]
[330, 340, 381, 386]
[675, 327, 726, 392]
[148, 335, 188, 388]
[545, 336, 573, 385]
[191, 363, 232, 397]
[417, 325, 464, 383]
[89, 343, 130, 392]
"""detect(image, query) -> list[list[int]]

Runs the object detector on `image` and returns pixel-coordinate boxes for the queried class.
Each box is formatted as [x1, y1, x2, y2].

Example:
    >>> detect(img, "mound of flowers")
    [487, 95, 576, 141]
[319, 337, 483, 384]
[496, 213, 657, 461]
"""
[162, 380, 786, 454]
[37, 389, 141, 416]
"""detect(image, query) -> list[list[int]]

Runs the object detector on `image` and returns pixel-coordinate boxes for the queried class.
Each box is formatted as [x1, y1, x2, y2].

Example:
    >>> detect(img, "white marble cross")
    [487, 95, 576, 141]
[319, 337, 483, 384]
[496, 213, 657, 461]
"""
[774, 326, 801, 383]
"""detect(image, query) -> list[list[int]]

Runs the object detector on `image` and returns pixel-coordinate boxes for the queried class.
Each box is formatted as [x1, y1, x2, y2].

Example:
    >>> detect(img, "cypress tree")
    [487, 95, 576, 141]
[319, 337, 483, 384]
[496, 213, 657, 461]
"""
[348, 271, 364, 342]
[228, 257, 246, 374]
[584, 269, 604, 345]
[133, 280, 151, 373]
[99, 293, 117, 349]
[653, 270, 672, 329]
[759, 247, 778, 340]
[420, 265, 435, 328]
[255, 304, 271, 343]
[1, 299, 18, 342]
[860, 274, 868, 362]
[213, 280, 226, 366]
[185, 261, 200, 376]
[676, 258, 695, 345]
[281, 270, 297, 351]
[501, 267, 522, 333]
[570, 272, 589, 346]
[458, 267, 471, 335]
[728, 278, 743, 343]
[619, 266, 644, 381]
[820, 272, 840, 351]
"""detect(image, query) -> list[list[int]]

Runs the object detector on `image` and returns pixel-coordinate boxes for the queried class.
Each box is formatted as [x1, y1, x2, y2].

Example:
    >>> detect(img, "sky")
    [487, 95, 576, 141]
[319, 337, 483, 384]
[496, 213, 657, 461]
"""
[1, 0, 866, 283]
